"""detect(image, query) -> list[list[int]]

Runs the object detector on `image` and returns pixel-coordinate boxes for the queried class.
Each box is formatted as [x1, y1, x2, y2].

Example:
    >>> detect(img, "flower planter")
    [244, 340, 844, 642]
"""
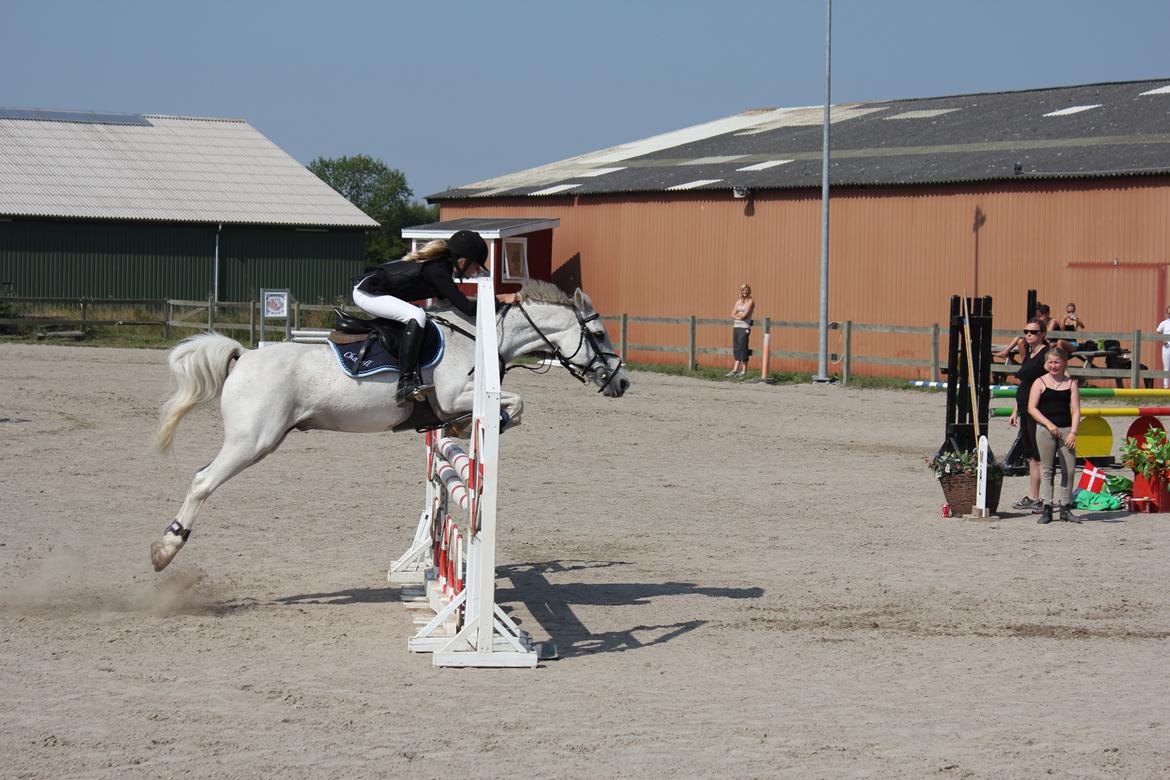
[939, 473, 1002, 516]
[1131, 473, 1170, 512]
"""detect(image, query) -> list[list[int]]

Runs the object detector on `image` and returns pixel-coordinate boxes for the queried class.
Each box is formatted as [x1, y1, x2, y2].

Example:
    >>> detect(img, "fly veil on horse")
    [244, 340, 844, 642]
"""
[151, 280, 629, 572]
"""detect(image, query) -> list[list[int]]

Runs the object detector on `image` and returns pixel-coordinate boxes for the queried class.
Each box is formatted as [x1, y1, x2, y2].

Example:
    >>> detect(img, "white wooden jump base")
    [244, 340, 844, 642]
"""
[384, 277, 543, 668]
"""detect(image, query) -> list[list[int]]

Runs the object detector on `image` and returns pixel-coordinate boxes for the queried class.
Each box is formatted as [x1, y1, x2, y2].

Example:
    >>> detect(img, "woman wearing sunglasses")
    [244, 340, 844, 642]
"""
[1007, 319, 1050, 513]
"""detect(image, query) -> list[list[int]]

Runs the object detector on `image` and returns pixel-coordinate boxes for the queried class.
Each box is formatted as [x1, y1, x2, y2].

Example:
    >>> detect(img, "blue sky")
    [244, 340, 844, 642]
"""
[2, 0, 1167, 200]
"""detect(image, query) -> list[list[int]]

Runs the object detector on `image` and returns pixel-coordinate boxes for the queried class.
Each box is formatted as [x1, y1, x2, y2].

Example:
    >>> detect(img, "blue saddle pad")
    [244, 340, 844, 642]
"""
[327, 321, 445, 378]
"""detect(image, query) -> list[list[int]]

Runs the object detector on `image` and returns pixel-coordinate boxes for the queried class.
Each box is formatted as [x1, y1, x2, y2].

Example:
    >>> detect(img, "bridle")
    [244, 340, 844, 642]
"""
[501, 302, 624, 393]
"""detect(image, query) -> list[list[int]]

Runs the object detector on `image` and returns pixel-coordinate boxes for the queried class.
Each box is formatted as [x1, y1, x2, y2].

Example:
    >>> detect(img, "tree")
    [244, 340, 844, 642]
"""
[307, 154, 438, 265]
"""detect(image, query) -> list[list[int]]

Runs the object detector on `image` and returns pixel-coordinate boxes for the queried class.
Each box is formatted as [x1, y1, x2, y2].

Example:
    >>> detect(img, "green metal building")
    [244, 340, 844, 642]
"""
[0, 109, 377, 302]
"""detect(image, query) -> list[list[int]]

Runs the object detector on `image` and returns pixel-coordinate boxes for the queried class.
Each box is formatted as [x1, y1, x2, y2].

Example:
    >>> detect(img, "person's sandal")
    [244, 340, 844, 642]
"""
[1010, 496, 1034, 510]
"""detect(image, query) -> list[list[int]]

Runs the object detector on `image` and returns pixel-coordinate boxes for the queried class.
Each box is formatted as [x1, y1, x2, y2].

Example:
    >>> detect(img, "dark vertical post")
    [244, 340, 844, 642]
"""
[943, 295, 962, 452]
[841, 320, 852, 386]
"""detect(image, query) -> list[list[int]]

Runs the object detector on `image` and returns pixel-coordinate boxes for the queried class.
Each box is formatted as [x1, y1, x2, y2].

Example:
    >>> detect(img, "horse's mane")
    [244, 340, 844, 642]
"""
[516, 280, 572, 306]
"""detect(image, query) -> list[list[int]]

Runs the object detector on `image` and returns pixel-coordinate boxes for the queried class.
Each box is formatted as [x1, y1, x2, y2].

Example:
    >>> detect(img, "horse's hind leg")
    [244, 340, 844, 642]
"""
[152, 422, 292, 571]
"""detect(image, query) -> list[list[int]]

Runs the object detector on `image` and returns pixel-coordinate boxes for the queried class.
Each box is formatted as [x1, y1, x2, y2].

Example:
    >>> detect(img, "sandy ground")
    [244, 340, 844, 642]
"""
[1, 342, 1168, 779]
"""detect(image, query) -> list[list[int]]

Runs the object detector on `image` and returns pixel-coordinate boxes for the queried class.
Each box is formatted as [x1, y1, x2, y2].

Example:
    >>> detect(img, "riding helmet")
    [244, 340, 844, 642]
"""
[445, 230, 488, 273]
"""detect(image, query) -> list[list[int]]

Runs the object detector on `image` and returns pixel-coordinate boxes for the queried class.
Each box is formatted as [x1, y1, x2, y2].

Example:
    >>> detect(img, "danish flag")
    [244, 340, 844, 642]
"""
[1077, 460, 1107, 494]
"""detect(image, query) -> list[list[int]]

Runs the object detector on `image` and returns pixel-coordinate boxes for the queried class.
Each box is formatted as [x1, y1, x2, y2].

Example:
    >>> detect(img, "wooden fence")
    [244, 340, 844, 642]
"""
[602, 315, 1170, 387]
[4, 296, 1169, 386]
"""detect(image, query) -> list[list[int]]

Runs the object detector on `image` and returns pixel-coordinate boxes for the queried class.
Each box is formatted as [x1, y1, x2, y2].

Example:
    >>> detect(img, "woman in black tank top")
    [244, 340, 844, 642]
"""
[1006, 320, 1051, 512]
[1027, 348, 1082, 524]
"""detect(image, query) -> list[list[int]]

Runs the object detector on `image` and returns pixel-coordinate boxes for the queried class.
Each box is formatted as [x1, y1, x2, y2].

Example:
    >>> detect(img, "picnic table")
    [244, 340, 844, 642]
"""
[990, 345, 1151, 389]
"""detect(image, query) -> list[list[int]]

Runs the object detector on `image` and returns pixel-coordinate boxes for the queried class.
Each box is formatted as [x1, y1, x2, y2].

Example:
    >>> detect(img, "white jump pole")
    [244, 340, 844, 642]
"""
[390, 276, 539, 668]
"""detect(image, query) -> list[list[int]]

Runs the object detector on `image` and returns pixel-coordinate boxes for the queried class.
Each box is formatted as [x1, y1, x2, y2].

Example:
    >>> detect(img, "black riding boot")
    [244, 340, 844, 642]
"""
[395, 320, 433, 407]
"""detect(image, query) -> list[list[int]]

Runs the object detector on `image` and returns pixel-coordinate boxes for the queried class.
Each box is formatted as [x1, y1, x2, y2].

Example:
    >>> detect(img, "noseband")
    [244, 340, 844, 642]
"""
[503, 302, 624, 393]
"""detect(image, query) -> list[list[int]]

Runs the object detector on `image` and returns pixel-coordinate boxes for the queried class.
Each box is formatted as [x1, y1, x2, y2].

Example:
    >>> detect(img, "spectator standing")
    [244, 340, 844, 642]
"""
[727, 284, 755, 378]
[1008, 320, 1050, 513]
[1157, 305, 1170, 389]
[1027, 347, 1082, 524]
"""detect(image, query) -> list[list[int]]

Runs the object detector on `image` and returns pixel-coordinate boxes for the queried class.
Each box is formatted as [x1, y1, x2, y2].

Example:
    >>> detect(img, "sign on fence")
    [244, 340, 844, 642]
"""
[259, 288, 291, 344]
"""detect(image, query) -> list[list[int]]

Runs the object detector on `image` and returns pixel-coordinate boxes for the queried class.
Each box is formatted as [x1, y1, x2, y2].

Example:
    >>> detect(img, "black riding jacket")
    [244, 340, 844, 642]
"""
[355, 255, 486, 318]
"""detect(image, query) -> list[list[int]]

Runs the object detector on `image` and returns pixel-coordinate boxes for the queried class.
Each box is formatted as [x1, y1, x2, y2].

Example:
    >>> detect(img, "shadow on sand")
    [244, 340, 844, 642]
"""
[273, 560, 764, 658]
[497, 560, 763, 657]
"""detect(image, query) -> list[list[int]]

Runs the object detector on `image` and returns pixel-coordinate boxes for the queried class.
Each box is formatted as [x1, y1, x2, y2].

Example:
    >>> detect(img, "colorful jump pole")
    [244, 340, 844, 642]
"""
[992, 406, 1170, 417]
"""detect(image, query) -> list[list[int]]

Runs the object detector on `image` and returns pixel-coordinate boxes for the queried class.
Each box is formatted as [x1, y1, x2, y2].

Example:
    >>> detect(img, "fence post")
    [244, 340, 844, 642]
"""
[250, 299, 256, 347]
[620, 313, 628, 359]
[842, 320, 853, 387]
[761, 316, 772, 379]
[80, 300, 88, 323]
[930, 323, 940, 383]
[294, 300, 301, 330]
[207, 294, 214, 332]
[1132, 329, 1142, 388]
[688, 315, 697, 370]
[163, 300, 171, 341]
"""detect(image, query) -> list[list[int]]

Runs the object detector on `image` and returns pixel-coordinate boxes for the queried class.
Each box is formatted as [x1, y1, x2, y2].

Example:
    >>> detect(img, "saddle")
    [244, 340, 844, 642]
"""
[327, 308, 443, 373]
[326, 309, 450, 432]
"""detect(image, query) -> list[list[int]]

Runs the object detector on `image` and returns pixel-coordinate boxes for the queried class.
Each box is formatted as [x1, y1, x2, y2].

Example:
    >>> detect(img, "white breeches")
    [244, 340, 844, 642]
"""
[1162, 343, 1170, 389]
[352, 287, 425, 326]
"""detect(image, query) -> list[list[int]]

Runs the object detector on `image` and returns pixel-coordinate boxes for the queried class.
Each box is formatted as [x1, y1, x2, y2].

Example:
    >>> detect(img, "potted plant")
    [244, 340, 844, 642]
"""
[926, 448, 1003, 516]
[1119, 426, 1170, 511]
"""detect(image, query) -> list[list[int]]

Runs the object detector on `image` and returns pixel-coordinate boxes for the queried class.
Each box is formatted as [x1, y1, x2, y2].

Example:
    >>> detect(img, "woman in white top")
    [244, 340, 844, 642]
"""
[728, 284, 755, 378]
[1157, 305, 1170, 389]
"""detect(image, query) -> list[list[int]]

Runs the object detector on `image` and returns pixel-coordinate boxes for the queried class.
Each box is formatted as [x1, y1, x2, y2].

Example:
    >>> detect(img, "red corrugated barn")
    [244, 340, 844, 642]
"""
[424, 79, 1170, 377]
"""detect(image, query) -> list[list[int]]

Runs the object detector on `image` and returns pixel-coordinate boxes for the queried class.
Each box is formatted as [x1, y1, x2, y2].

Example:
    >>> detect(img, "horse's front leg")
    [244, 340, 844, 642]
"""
[499, 390, 524, 431]
[440, 387, 523, 438]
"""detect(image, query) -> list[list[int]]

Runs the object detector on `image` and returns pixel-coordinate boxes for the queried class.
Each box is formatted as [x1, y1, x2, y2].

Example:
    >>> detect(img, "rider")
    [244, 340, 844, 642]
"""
[351, 230, 513, 406]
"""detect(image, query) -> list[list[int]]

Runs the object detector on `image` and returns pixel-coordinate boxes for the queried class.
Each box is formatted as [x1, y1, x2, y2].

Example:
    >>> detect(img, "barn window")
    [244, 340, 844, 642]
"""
[502, 237, 529, 280]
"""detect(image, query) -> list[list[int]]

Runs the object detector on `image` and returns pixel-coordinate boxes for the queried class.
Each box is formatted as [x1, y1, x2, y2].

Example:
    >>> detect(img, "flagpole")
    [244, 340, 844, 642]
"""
[813, 0, 833, 383]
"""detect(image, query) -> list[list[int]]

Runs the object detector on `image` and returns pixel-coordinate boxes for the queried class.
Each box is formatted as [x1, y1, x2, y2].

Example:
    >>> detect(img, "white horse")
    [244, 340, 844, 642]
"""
[152, 282, 629, 571]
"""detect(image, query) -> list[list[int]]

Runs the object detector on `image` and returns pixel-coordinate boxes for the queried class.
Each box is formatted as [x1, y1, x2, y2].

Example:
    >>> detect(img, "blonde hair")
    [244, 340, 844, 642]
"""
[402, 239, 449, 263]
[1045, 347, 1069, 362]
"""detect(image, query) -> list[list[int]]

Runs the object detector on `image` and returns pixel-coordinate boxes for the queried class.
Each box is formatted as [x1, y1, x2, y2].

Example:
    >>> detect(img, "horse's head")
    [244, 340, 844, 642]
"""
[509, 282, 630, 397]
[570, 288, 630, 397]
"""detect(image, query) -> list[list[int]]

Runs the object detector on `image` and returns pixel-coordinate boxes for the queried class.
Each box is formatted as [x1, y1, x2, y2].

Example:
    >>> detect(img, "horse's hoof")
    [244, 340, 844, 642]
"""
[151, 541, 176, 572]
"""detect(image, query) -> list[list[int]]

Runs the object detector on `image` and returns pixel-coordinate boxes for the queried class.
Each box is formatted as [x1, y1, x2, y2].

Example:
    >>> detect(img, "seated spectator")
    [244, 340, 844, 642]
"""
[1049, 322, 1078, 357]
[1060, 303, 1086, 332]
[1034, 303, 1053, 334]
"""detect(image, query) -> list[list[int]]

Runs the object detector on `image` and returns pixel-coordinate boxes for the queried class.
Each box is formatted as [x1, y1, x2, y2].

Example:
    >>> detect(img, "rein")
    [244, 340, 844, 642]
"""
[430, 301, 623, 393]
[500, 302, 624, 394]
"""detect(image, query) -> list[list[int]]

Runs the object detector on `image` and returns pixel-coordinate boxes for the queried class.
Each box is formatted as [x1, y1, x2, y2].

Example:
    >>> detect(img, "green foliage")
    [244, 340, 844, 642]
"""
[1120, 428, 1170, 481]
[925, 449, 1003, 480]
[307, 154, 438, 265]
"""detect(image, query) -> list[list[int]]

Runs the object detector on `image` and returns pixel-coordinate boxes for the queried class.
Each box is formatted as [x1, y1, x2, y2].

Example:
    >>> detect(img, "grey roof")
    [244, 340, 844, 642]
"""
[402, 217, 560, 239]
[0, 109, 379, 228]
[429, 79, 1170, 200]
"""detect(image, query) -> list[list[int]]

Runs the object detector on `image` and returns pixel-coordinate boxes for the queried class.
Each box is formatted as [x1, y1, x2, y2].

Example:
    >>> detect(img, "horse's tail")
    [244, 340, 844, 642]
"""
[157, 333, 244, 452]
